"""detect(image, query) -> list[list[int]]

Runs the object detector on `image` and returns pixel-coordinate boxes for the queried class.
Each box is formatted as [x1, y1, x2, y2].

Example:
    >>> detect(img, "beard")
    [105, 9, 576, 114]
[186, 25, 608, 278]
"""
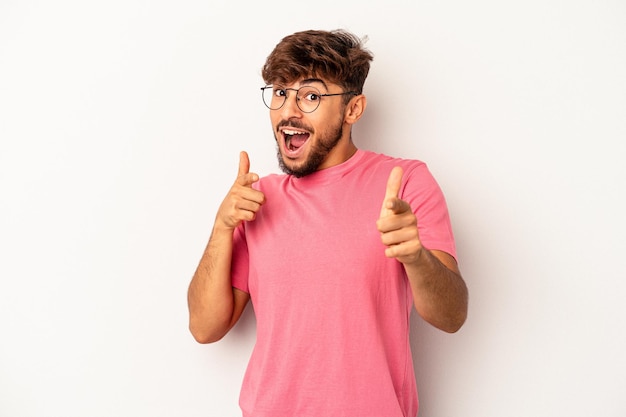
[275, 118, 344, 178]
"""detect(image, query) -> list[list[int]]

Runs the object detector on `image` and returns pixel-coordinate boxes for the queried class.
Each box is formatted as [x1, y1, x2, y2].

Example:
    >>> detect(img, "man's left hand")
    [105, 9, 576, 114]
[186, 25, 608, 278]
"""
[377, 166, 423, 265]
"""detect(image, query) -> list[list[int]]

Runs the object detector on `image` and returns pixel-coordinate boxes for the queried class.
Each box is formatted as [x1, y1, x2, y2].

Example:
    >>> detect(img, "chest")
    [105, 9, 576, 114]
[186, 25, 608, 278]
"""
[244, 182, 389, 296]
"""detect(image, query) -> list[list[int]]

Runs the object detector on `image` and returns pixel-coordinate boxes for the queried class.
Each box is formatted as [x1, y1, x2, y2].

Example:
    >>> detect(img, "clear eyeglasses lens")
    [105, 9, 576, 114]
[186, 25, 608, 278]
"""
[261, 86, 322, 113]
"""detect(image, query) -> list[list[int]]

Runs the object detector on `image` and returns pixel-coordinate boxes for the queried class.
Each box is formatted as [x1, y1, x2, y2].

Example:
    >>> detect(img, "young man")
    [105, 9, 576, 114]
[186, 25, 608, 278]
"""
[188, 29, 468, 417]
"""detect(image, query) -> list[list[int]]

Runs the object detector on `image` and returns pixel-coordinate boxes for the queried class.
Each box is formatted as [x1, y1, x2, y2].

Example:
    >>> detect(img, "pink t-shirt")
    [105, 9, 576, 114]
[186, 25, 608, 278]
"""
[231, 150, 456, 417]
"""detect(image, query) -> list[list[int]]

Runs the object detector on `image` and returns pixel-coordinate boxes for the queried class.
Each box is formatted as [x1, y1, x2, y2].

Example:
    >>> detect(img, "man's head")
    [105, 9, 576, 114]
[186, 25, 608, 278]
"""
[262, 29, 373, 102]
[262, 29, 374, 177]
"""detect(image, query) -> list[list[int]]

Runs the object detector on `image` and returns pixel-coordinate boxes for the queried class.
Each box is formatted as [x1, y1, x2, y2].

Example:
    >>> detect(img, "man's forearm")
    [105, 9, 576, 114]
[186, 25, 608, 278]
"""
[404, 248, 468, 333]
[187, 227, 237, 343]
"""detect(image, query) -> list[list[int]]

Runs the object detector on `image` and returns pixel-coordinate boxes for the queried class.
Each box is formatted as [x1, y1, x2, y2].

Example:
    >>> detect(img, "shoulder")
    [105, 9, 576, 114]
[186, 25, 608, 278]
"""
[358, 151, 443, 201]
[254, 172, 287, 191]
[359, 150, 429, 177]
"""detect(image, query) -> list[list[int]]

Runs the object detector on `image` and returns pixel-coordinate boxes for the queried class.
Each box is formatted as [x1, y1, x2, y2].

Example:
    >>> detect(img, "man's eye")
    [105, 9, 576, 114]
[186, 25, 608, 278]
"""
[303, 92, 320, 102]
[274, 89, 287, 97]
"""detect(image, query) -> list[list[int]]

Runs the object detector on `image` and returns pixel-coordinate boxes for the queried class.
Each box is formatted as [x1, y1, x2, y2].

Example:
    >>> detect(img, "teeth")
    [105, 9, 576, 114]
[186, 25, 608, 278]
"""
[283, 129, 306, 135]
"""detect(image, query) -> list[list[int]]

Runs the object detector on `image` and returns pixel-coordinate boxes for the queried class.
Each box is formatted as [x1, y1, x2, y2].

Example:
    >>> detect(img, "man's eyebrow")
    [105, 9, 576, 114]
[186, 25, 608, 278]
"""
[300, 78, 328, 90]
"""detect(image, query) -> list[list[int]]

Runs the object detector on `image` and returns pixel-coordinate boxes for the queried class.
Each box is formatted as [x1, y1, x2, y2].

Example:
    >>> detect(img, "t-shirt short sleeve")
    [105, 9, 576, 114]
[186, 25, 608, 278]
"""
[230, 223, 250, 293]
[403, 162, 457, 260]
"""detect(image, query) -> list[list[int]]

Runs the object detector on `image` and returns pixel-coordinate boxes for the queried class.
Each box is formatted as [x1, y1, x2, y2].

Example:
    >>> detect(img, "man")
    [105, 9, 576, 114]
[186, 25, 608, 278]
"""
[187, 29, 468, 417]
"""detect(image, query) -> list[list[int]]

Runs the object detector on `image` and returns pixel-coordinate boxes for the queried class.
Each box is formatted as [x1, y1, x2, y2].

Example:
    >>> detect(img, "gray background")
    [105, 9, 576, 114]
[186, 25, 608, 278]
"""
[1, 1, 625, 416]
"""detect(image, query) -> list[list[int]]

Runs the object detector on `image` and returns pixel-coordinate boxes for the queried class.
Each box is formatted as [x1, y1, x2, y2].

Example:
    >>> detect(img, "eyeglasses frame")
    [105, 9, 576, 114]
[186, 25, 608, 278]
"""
[260, 85, 359, 113]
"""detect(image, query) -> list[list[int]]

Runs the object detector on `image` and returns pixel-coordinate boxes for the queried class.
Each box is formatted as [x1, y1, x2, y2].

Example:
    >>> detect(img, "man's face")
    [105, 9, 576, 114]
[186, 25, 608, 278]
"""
[269, 79, 349, 177]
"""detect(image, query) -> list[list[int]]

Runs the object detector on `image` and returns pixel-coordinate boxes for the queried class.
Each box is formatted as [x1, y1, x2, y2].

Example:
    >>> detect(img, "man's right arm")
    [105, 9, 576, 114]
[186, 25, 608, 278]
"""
[187, 151, 264, 343]
[187, 226, 250, 343]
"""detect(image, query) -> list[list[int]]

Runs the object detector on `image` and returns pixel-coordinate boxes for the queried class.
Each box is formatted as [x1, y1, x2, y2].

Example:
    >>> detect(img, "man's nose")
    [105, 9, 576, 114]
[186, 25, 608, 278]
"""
[279, 91, 303, 118]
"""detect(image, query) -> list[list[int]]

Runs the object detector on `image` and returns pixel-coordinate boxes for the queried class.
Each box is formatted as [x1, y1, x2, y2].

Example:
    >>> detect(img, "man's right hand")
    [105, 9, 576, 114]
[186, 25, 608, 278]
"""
[215, 151, 265, 230]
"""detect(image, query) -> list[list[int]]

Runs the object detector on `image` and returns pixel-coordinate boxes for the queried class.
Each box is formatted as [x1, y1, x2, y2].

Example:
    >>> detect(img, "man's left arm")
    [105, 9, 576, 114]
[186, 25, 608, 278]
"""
[377, 166, 468, 333]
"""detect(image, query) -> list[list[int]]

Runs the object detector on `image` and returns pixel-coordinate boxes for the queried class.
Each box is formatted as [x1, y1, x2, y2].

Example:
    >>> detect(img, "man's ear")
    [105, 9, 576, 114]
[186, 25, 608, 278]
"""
[344, 94, 367, 125]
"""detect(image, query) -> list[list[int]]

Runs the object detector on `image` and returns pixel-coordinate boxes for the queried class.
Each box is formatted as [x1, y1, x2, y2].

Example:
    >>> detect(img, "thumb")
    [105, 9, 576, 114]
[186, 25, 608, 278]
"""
[236, 151, 258, 186]
[237, 151, 250, 177]
[384, 166, 403, 200]
[381, 166, 404, 216]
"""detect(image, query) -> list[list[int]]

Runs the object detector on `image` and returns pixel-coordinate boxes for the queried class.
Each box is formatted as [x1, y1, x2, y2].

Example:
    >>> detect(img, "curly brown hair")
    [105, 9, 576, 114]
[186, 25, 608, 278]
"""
[261, 29, 374, 100]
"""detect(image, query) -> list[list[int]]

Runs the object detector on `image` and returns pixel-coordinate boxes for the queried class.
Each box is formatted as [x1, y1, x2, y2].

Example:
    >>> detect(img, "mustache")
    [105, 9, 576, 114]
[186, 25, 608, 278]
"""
[276, 119, 313, 132]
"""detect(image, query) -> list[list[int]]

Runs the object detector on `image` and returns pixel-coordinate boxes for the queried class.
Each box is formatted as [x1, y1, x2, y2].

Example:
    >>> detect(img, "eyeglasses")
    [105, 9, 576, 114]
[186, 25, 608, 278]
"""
[260, 85, 359, 113]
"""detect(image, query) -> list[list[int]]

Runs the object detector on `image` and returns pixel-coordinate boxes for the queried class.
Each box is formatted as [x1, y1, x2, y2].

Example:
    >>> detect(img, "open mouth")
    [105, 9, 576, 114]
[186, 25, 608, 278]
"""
[282, 128, 310, 152]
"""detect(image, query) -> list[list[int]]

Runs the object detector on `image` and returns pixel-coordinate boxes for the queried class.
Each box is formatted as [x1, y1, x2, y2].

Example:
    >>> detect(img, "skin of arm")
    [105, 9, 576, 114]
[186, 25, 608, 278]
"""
[187, 151, 264, 343]
[376, 167, 469, 333]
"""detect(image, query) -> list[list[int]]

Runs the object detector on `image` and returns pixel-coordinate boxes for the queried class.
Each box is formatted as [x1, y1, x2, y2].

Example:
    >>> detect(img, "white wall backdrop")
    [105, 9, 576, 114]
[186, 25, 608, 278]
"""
[1, 1, 625, 416]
